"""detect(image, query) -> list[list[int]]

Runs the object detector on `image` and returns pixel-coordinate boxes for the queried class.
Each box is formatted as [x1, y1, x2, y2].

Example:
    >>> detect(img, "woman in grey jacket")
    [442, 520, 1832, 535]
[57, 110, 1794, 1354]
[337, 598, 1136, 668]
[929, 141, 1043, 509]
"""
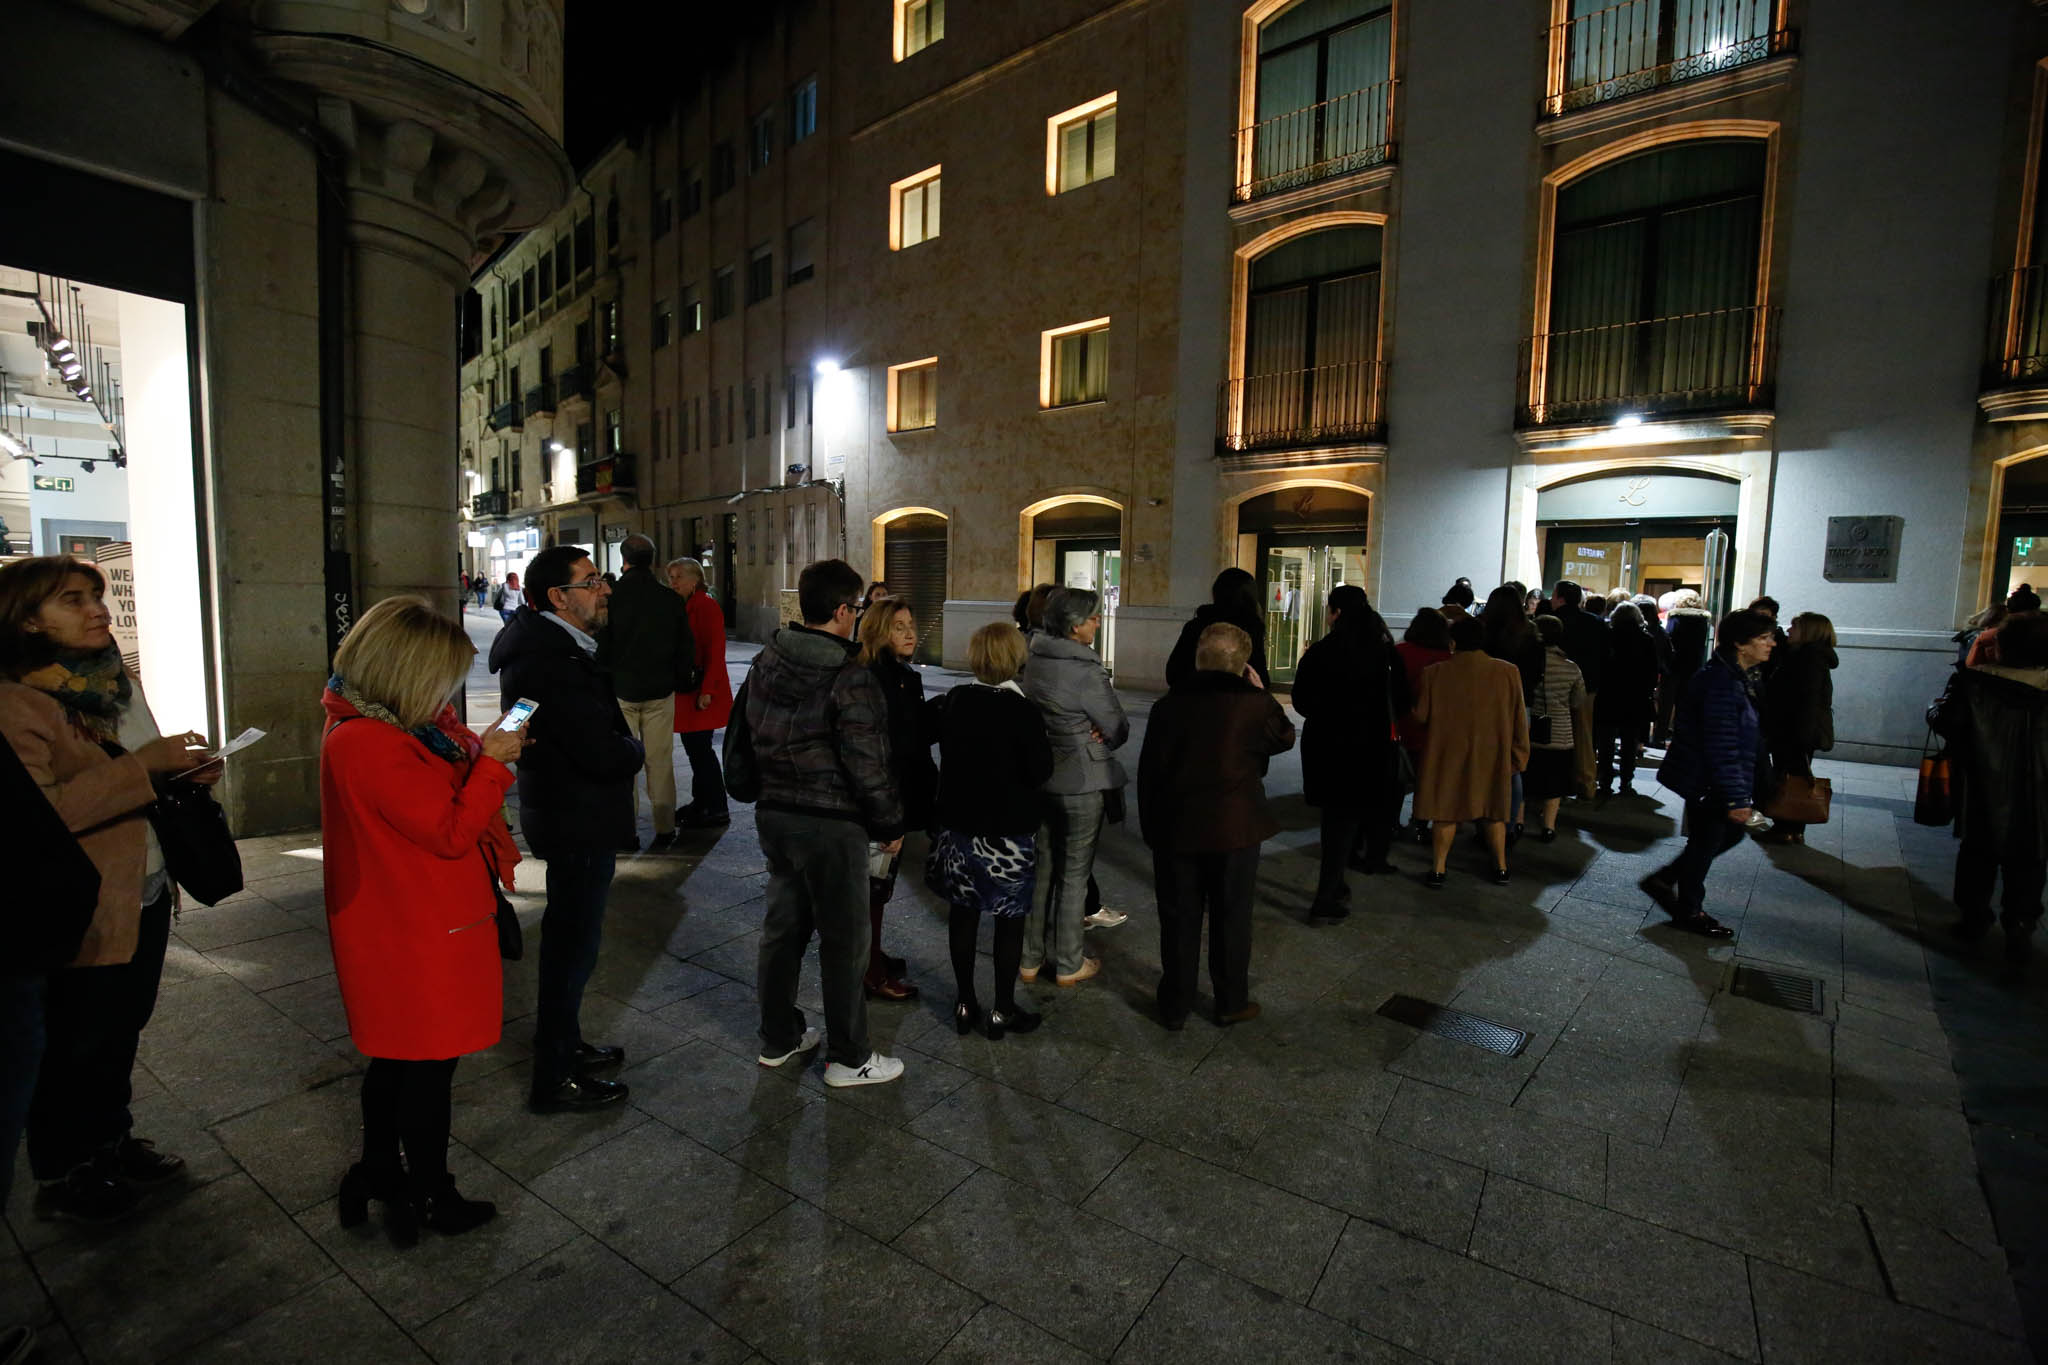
[1020, 587, 1129, 987]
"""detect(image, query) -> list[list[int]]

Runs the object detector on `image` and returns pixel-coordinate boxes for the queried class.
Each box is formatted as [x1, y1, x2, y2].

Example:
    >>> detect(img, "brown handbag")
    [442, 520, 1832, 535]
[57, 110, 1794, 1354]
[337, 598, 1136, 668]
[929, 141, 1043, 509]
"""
[1914, 737, 1954, 827]
[1762, 774, 1832, 825]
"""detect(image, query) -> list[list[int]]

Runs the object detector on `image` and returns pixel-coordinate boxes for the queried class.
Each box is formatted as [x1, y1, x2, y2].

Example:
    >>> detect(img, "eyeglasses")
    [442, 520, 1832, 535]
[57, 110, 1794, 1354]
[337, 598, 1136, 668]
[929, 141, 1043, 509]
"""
[560, 579, 606, 591]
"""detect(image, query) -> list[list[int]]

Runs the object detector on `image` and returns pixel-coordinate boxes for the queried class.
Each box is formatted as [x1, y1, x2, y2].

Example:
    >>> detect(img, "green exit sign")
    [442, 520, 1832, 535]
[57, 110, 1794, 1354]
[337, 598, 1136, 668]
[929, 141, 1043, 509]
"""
[31, 475, 74, 492]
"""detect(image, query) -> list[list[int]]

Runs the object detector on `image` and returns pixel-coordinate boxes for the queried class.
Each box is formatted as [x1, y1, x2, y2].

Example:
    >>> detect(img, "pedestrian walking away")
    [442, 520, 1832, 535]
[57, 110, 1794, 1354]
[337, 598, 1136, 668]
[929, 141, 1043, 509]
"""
[490, 546, 645, 1113]
[1756, 612, 1836, 845]
[1021, 587, 1130, 988]
[1411, 616, 1528, 887]
[1293, 584, 1408, 923]
[929, 623, 1056, 1039]
[738, 558, 908, 1087]
[0, 555, 221, 1225]
[1549, 581, 1608, 799]
[1645, 609, 1778, 939]
[599, 534, 697, 850]
[856, 596, 937, 1001]
[1138, 622, 1296, 1029]
[1597, 601, 1662, 797]
[321, 597, 530, 1243]
[668, 556, 733, 829]
[1395, 608, 1453, 843]
[1525, 614, 1588, 841]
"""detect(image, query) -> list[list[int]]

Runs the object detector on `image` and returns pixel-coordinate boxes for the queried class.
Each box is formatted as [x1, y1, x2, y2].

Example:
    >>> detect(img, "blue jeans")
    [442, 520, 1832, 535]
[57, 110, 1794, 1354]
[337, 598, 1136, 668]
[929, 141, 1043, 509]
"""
[1024, 791, 1104, 978]
[1, 973, 46, 1203]
[533, 849, 616, 1086]
[755, 811, 871, 1068]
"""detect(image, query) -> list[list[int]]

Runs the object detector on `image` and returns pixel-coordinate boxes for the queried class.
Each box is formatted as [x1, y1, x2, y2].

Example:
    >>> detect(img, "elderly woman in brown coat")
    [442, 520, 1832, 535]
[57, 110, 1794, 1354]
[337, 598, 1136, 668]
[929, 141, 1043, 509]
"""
[1410, 616, 1529, 889]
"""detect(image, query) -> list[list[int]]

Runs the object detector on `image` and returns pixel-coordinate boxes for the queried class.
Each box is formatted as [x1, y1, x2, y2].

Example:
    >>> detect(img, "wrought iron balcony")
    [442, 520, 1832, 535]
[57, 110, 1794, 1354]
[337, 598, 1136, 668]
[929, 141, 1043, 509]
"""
[1234, 83, 1393, 203]
[524, 382, 555, 417]
[487, 401, 521, 432]
[1986, 266, 2048, 389]
[471, 489, 508, 518]
[575, 453, 636, 498]
[1516, 304, 1779, 428]
[556, 363, 594, 403]
[1217, 359, 1387, 453]
[1544, 0, 1797, 117]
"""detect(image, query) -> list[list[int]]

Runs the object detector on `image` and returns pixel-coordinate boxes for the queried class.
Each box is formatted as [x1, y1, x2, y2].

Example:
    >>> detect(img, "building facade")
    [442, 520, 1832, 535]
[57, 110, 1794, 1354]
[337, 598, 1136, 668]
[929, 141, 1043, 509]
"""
[4, 0, 570, 833]
[459, 0, 2040, 761]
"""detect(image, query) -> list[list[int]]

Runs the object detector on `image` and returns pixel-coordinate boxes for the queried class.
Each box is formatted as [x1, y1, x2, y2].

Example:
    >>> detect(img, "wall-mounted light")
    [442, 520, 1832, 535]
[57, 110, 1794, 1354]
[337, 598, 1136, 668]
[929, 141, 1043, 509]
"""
[1614, 413, 1643, 429]
[814, 358, 840, 376]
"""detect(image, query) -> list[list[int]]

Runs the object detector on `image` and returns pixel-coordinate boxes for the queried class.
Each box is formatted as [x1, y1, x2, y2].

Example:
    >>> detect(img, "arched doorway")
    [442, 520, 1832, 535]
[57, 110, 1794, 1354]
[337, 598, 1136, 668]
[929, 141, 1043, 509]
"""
[1993, 454, 2048, 604]
[1022, 496, 1123, 668]
[874, 508, 948, 665]
[1536, 468, 1739, 615]
[1237, 484, 1370, 683]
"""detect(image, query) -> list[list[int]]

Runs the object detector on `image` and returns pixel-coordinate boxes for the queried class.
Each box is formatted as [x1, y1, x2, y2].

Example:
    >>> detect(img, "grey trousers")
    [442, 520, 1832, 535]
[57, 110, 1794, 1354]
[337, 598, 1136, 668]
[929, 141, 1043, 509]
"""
[756, 810, 871, 1067]
[1023, 790, 1104, 977]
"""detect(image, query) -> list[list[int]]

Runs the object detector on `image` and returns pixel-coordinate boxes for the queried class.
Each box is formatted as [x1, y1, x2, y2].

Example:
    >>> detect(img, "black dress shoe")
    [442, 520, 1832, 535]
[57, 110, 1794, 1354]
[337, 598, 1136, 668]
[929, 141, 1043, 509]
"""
[529, 1073, 631, 1113]
[33, 1155, 137, 1225]
[985, 1005, 1041, 1040]
[1491, 865, 1512, 885]
[1426, 870, 1448, 890]
[108, 1136, 185, 1185]
[338, 1161, 416, 1245]
[1671, 911, 1734, 939]
[413, 1174, 497, 1236]
[576, 1042, 626, 1072]
[954, 1001, 982, 1035]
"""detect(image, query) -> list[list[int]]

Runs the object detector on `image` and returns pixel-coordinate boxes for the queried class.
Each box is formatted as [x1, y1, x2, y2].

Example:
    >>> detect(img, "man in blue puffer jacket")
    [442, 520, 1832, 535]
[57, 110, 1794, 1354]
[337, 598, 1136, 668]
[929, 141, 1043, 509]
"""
[1641, 610, 1779, 938]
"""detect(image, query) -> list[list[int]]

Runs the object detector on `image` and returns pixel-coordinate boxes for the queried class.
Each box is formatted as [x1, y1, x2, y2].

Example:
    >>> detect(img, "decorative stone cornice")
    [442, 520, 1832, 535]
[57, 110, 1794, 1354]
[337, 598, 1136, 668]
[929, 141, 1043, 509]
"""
[1979, 385, 2048, 423]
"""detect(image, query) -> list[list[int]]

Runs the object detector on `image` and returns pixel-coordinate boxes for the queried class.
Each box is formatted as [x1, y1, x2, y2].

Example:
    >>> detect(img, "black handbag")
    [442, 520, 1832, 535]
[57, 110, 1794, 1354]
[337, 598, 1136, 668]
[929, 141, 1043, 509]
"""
[3, 731, 100, 969]
[483, 846, 523, 960]
[148, 779, 245, 906]
[721, 679, 761, 803]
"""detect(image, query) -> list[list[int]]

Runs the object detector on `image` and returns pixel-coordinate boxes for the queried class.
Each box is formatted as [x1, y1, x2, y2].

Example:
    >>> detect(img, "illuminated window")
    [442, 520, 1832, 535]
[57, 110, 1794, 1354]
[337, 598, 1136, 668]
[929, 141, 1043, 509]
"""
[750, 109, 776, 172]
[891, 166, 942, 250]
[895, 0, 944, 61]
[889, 358, 938, 431]
[1042, 319, 1110, 407]
[790, 78, 819, 144]
[1049, 95, 1117, 194]
[681, 283, 702, 335]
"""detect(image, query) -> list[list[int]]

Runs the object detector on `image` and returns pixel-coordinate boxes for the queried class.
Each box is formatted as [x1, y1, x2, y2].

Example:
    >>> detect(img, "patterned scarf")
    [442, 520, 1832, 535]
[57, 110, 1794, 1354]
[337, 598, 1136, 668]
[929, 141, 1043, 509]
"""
[20, 645, 132, 744]
[327, 673, 470, 767]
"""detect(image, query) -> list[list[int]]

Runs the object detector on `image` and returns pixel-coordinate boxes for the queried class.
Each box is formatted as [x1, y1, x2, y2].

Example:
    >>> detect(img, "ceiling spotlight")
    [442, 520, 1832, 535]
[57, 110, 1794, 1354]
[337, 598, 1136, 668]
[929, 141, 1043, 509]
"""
[80, 459, 96, 473]
[548, 440, 566, 453]
[1614, 413, 1643, 428]
[47, 335, 74, 358]
[813, 358, 840, 376]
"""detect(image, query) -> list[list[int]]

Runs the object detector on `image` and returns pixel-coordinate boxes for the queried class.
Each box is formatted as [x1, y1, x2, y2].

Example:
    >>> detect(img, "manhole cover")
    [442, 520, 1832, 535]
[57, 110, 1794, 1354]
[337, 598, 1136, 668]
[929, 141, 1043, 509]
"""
[1377, 995, 1529, 1058]
[1728, 965, 1823, 1015]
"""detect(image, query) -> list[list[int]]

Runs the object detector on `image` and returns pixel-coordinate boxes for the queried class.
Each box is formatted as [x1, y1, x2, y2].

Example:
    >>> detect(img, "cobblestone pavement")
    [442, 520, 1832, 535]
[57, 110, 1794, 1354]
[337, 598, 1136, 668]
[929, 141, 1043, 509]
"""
[4, 614, 2043, 1363]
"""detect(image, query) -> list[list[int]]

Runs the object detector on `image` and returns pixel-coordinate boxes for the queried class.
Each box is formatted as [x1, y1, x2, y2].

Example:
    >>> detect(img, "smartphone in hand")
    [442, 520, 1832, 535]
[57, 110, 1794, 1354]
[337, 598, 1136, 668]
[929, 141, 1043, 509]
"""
[498, 698, 540, 733]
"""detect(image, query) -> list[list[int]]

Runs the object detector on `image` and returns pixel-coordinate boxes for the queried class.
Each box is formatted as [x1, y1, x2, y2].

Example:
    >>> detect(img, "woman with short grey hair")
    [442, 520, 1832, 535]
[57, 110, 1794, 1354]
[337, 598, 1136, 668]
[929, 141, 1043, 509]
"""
[1019, 586, 1129, 987]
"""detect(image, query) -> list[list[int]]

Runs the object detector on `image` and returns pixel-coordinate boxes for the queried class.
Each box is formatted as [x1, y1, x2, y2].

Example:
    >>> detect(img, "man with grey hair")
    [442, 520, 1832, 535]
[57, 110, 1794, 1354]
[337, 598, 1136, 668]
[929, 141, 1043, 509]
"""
[598, 533, 697, 850]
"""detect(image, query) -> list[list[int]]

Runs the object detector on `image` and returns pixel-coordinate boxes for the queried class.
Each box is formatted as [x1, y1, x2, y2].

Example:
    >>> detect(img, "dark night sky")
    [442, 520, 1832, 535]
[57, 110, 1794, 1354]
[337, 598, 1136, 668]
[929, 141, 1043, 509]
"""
[561, 0, 793, 170]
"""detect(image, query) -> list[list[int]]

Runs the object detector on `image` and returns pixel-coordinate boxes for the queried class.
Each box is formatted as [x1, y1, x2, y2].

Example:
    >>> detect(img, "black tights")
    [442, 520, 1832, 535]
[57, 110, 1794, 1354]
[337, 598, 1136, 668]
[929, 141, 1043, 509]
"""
[360, 1057, 458, 1196]
[948, 906, 1024, 1013]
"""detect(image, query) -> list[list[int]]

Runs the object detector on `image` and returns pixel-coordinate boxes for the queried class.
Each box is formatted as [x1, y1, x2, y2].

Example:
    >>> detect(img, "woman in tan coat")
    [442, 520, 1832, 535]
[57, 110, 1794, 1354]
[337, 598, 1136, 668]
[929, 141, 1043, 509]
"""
[0, 556, 216, 1225]
[1410, 616, 1529, 888]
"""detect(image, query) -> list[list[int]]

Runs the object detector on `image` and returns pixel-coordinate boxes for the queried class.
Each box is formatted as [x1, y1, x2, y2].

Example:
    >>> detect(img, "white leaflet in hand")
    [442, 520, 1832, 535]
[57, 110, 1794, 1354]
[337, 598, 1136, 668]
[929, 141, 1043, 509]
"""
[173, 727, 266, 780]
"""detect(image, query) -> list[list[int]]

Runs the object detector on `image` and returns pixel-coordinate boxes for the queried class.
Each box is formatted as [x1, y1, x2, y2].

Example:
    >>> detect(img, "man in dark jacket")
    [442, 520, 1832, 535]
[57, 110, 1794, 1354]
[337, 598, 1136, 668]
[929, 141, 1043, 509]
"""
[1139, 622, 1296, 1029]
[491, 544, 646, 1113]
[1165, 568, 1270, 687]
[1551, 581, 1608, 797]
[1642, 609, 1776, 939]
[598, 534, 695, 851]
[740, 559, 907, 1087]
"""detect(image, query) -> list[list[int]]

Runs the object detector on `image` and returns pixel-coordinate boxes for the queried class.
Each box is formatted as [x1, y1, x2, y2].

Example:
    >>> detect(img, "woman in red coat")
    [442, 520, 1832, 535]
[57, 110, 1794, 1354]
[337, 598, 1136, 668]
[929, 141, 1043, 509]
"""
[320, 596, 530, 1245]
[667, 557, 733, 827]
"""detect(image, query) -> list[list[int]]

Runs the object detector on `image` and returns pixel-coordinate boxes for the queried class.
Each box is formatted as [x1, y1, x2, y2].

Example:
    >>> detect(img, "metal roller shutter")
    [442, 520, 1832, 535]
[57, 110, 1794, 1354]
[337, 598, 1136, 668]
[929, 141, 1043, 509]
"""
[883, 515, 948, 665]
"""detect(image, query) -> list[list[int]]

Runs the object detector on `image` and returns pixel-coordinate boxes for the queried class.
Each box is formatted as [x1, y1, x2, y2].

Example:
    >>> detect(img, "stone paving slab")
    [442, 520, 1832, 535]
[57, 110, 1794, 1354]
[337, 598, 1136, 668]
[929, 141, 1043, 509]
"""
[6, 651, 2046, 1364]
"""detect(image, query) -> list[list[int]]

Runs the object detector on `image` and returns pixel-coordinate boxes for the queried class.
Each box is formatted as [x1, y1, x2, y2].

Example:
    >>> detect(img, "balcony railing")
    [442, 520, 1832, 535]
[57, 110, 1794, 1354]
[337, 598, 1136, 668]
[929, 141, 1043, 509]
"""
[1986, 266, 2048, 388]
[1544, 0, 1796, 117]
[1234, 83, 1393, 203]
[524, 382, 555, 417]
[575, 454, 636, 498]
[487, 401, 521, 432]
[556, 363, 593, 404]
[1217, 359, 1387, 452]
[1517, 304, 1778, 427]
[471, 489, 508, 519]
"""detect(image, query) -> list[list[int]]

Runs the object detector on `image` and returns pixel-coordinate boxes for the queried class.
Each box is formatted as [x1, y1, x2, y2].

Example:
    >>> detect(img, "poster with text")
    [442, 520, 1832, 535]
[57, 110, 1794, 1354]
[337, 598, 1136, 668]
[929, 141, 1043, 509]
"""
[95, 542, 142, 676]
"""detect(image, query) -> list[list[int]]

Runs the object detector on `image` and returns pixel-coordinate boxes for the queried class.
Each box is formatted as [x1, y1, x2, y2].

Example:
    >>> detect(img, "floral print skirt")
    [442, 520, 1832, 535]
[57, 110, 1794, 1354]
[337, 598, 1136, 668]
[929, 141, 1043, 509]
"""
[925, 829, 1038, 918]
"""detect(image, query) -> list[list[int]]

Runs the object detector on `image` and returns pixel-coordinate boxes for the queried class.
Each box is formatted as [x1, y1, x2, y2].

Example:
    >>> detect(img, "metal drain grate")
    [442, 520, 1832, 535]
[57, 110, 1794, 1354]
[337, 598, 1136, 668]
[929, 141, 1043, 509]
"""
[1728, 965, 1824, 1015]
[1377, 995, 1529, 1058]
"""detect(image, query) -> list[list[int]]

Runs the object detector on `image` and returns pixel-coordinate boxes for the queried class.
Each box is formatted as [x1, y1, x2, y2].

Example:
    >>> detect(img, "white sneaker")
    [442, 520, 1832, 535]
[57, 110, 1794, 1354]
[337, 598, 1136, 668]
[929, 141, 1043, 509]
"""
[1083, 907, 1129, 929]
[824, 1053, 905, 1088]
[758, 1027, 823, 1068]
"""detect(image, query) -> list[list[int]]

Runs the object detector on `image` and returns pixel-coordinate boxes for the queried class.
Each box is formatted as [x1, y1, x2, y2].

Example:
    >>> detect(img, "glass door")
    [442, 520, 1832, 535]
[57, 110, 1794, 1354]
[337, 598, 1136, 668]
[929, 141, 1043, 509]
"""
[1262, 537, 1367, 684]
[1057, 537, 1121, 670]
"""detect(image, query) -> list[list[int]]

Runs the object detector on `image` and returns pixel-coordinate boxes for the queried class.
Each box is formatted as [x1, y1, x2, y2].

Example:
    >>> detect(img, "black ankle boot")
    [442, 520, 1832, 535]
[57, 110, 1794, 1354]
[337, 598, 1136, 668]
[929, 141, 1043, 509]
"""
[338, 1162, 416, 1246]
[415, 1174, 497, 1237]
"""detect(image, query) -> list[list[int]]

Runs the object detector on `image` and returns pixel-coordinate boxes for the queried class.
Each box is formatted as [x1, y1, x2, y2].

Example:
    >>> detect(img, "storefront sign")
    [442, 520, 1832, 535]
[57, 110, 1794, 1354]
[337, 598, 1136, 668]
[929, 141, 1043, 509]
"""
[466, 531, 488, 548]
[1823, 516, 1901, 582]
[603, 524, 630, 543]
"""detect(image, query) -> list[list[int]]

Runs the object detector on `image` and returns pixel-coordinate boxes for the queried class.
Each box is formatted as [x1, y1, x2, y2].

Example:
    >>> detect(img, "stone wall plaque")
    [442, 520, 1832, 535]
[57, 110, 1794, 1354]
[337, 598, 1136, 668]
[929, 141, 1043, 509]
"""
[1823, 516, 1901, 582]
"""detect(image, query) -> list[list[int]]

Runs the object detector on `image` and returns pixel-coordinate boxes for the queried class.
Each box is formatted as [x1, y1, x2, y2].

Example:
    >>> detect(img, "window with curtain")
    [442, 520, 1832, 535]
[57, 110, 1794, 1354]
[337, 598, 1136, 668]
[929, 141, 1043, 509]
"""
[1251, 0, 1392, 193]
[892, 360, 937, 430]
[1055, 103, 1117, 193]
[899, 0, 944, 58]
[681, 284, 702, 335]
[1050, 325, 1109, 406]
[1242, 225, 1382, 441]
[1545, 140, 1767, 414]
[1560, 0, 1776, 112]
[895, 170, 941, 248]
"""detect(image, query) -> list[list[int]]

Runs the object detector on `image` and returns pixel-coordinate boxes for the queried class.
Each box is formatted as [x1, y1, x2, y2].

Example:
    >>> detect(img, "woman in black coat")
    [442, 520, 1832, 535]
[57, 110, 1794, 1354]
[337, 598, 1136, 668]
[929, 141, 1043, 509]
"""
[1596, 602, 1662, 796]
[856, 599, 938, 1001]
[1166, 568, 1269, 687]
[929, 624, 1056, 1037]
[1757, 613, 1836, 844]
[1292, 584, 1409, 924]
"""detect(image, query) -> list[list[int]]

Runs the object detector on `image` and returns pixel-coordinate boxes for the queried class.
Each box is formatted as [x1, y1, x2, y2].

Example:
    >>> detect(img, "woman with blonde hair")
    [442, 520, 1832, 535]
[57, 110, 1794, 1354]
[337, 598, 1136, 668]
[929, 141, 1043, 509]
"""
[0, 555, 217, 1224]
[321, 596, 530, 1244]
[928, 623, 1053, 1037]
[1756, 611, 1836, 845]
[853, 596, 934, 1000]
